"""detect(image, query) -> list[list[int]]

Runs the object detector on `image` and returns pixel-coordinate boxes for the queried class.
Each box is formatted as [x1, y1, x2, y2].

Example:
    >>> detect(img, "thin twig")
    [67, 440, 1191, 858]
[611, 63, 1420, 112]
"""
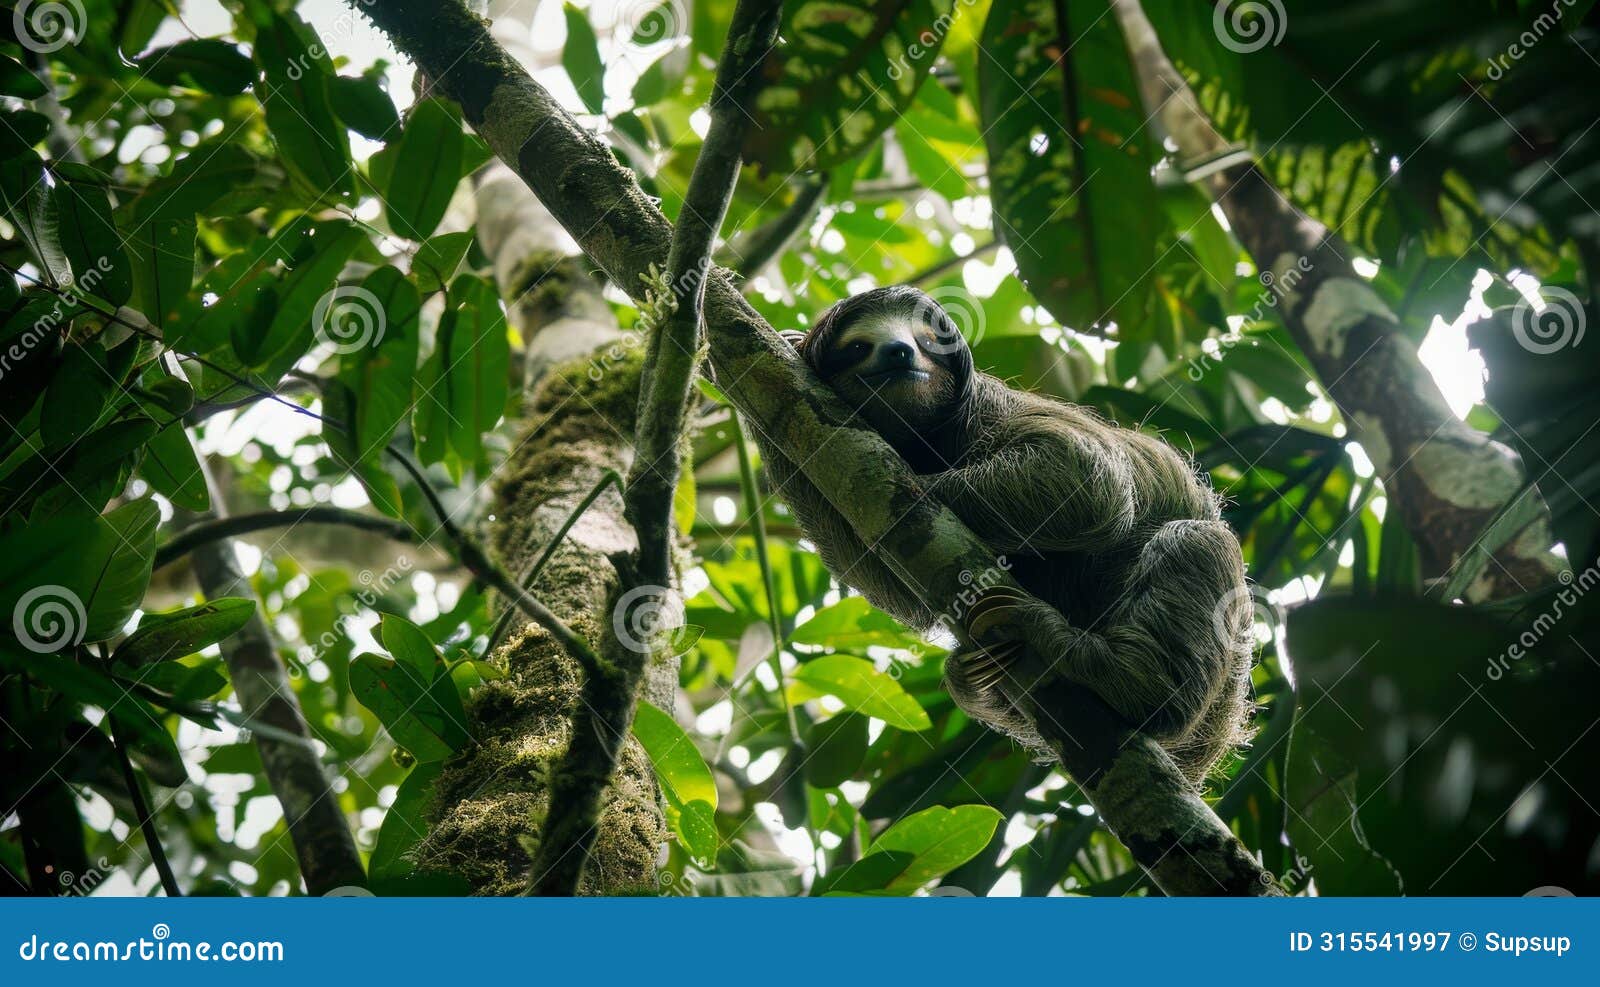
[109, 718, 182, 897]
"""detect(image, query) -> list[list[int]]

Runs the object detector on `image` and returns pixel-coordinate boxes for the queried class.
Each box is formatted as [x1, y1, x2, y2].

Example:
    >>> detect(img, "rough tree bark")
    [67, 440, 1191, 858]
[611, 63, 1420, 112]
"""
[409, 144, 676, 893]
[181, 463, 367, 895]
[358, 0, 1276, 896]
[1110, 0, 1562, 602]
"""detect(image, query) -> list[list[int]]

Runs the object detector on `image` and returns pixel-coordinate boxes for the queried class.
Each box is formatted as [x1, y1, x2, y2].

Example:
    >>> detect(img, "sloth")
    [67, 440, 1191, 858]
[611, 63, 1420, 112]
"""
[759, 286, 1254, 784]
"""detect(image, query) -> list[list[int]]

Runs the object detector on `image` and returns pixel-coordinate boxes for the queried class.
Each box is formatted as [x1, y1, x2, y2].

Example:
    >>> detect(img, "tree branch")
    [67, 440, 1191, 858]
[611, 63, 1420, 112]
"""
[1108, 0, 1561, 602]
[528, 0, 783, 898]
[723, 175, 827, 280]
[183, 463, 366, 896]
[356, 0, 1274, 896]
[154, 506, 416, 570]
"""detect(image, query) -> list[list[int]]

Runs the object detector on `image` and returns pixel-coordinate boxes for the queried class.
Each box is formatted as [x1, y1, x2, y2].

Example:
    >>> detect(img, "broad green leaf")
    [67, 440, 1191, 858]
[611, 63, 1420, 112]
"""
[631, 700, 717, 808]
[370, 762, 443, 880]
[0, 499, 160, 645]
[812, 850, 917, 896]
[115, 599, 256, 666]
[413, 275, 508, 471]
[411, 231, 473, 294]
[349, 651, 471, 763]
[336, 265, 420, 458]
[633, 700, 719, 866]
[137, 38, 255, 94]
[0, 52, 47, 99]
[804, 712, 867, 788]
[127, 213, 195, 330]
[251, 9, 352, 200]
[979, 0, 1164, 338]
[0, 153, 71, 286]
[791, 654, 931, 731]
[375, 613, 443, 681]
[790, 596, 923, 651]
[562, 2, 606, 115]
[328, 74, 400, 140]
[383, 98, 465, 240]
[868, 804, 1003, 891]
[139, 423, 210, 511]
[54, 170, 132, 306]
[746, 0, 956, 172]
[40, 337, 134, 452]
[129, 143, 276, 225]
[236, 220, 363, 370]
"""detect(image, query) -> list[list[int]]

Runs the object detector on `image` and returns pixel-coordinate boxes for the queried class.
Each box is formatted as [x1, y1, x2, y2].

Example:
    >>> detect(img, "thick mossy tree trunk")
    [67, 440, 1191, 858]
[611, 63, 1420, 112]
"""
[412, 161, 675, 894]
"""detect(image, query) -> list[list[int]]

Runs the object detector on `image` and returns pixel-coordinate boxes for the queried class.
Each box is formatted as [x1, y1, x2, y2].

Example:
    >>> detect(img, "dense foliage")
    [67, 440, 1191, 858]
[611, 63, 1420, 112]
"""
[1, 0, 1597, 896]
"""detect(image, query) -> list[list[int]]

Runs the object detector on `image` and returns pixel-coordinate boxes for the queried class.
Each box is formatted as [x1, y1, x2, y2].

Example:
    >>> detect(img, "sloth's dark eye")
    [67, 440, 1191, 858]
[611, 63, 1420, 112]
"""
[847, 341, 871, 357]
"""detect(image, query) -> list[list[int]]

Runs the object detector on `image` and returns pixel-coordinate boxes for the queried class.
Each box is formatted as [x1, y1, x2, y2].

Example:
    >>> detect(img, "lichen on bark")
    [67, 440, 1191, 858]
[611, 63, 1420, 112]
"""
[410, 347, 670, 895]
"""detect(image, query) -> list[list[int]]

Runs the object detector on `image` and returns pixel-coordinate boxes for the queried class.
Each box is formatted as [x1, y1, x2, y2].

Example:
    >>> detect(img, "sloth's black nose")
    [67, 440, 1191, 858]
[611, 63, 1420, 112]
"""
[882, 341, 915, 366]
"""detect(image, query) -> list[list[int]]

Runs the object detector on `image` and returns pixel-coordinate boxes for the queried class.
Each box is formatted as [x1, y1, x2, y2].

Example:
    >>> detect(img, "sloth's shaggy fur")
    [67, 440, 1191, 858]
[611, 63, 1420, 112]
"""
[760, 286, 1255, 784]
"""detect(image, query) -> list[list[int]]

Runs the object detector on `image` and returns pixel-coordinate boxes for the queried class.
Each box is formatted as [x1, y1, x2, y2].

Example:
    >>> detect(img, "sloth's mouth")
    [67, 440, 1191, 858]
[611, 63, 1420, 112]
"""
[858, 368, 930, 386]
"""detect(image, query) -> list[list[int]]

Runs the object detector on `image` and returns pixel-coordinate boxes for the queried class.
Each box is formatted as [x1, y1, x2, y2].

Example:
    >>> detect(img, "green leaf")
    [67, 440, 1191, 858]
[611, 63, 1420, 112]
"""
[868, 804, 1003, 891]
[0, 153, 71, 286]
[370, 762, 443, 880]
[129, 143, 276, 225]
[127, 213, 195, 330]
[328, 74, 400, 140]
[979, 0, 1164, 338]
[351, 615, 468, 762]
[0, 499, 160, 645]
[413, 276, 508, 471]
[237, 220, 363, 370]
[562, 2, 606, 115]
[632, 700, 719, 865]
[411, 231, 473, 294]
[812, 850, 917, 896]
[790, 596, 923, 651]
[336, 265, 420, 456]
[114, 599, 256, 666]
[40, 338, 133, 452]
[54, 170, 133, 306]
[791, 654, 931, 731]
[251, 9, 353, 200]
[383, 98, 465, 240]
[139, 423, 210, 511]
[137, 38, 255, 94]
[349, 651, 471, 763]
[0, 52, 47, 99]
[804, 712, 868, 788]
[746, 0, 956, 172]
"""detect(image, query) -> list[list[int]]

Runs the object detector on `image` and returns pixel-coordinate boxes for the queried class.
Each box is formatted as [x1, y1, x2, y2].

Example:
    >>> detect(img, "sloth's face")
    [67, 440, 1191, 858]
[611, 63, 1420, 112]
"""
[817, 307, 961, 442]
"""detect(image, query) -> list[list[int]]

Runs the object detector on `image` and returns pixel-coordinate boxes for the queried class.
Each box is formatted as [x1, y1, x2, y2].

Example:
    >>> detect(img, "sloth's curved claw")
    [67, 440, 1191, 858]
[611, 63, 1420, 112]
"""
[952, 639, 1024, 692]
[964, 585, 1027, 640]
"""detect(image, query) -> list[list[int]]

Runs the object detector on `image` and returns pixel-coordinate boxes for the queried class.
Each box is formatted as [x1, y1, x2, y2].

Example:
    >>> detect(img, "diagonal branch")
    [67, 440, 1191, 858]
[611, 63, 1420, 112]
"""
[1108, 0, 1561, 602]
[355, 0, 1274, 896]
